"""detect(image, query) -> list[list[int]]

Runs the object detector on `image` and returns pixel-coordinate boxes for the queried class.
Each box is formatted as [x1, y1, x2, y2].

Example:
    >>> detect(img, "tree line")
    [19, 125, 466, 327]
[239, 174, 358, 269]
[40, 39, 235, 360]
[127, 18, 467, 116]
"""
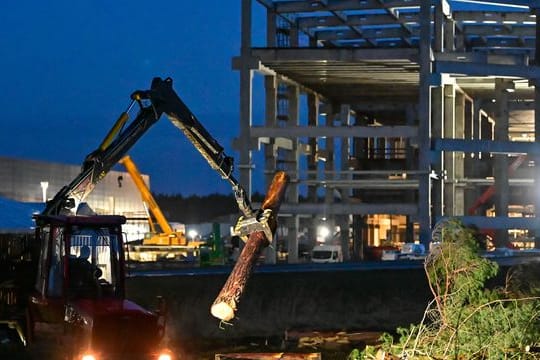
[154, 192, 265, 224]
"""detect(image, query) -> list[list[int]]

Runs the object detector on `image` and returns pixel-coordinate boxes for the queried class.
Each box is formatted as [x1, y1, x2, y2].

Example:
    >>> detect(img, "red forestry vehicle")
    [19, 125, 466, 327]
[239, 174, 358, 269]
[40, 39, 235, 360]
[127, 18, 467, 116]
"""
[0, 77, 256, 359]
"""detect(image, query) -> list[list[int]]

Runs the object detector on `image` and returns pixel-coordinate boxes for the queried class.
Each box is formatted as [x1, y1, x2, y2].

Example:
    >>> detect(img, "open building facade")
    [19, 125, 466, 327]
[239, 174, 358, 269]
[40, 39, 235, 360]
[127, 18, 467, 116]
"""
[234, 0, 540, 261]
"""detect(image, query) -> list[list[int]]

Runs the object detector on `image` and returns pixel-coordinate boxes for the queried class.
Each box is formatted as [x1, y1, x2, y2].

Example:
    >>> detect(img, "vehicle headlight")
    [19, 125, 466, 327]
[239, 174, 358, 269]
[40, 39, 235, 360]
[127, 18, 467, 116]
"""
[157, 352, 172, 360]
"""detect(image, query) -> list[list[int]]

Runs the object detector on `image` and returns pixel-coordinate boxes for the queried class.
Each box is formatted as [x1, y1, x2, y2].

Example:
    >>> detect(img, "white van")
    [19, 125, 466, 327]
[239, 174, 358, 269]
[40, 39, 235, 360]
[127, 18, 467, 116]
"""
[311, 245, 343, 263]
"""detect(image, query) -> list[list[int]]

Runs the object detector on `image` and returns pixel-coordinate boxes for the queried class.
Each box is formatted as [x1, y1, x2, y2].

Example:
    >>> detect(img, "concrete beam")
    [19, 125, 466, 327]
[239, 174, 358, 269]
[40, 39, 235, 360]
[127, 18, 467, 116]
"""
[251, 47, 419, 62]
[449, 0, 539, 8]
[352, 103, 413, 112]
[449, 178, 533, 186]
[436, 216, 540, 229]
[482, 101, 535, 112]
[300, 179, 419, 189]
[453, 11, 537, 23]
[436, 52, 529, 66]
[436, 61, 540, 79]
[462, 24, 534, 37]
[250, 125, 418, 138]
[299, 13, 403, 28]
[433, 138, 540, 154]
[279, 202, 418, 216]
[274, 0, 384, 13]
[315, 27, 415, 42]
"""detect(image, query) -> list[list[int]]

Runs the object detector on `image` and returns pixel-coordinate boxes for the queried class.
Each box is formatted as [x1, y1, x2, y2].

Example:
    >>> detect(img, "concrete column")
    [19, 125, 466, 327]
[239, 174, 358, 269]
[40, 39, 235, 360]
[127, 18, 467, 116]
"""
[431, 86, 444, 219]
[289, 20, 299, 47]
[463, 99, 478, 215]
[418, 0, 433, 246]
[264, 76, 277, 188]
[454, 92, 465, 215]
[475, 104, 485, 162]
[434, 1, 444, 52]
[351, 112, 367, 259]
[266, 7, 276, 47]
[443, 84, 456, 215]
[454, 15, 465, 51]
[480, 109, 494, 156]
[339, 104, 351, 260]
[337, 216, 350, 261]
[286, 85, 300, 264]
[340, 104, 352, 202]
[325, 110, 335, 206]
[405, 105, 417, 243]
[473, 101, 481, 146]
[469, 104, 489, 216]
[241, 0, 251, 51]
[534, 10, 540, 249]
[464, 100, 479, 213]
[535, 84, 540, 248]
[307, 94, 319, 202]
[306, 93, 319, 249]
[494, 78, 510, 248]
[323, 109, 336, 249]
[352, 214, 367, 261]
[444, 18, 455, 52]
[239, 0, 253, 196]
[287, 215, 299, 263]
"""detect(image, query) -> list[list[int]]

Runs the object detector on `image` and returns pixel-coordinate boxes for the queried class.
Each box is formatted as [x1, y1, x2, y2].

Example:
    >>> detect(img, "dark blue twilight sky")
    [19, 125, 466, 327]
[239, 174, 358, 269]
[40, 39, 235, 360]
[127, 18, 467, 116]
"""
[1, 1, 516, 195]
[0, 1, 265, 195]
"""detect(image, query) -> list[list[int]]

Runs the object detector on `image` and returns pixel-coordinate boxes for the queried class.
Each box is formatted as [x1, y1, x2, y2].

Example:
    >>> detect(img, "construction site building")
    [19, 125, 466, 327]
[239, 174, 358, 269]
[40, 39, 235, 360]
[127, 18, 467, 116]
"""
[234, 0, 540, 262]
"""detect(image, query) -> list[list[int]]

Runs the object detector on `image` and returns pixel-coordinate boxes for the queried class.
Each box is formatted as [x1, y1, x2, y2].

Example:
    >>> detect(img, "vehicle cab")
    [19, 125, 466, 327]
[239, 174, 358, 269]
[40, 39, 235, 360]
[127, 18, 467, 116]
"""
[28, 214, 168, 359]
[31, 215, 126, 312]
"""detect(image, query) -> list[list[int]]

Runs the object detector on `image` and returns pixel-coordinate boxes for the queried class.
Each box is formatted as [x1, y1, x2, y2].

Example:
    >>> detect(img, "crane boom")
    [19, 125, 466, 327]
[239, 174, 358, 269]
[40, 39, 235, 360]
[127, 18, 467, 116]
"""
[119, 155, 174, 234]
[119, 155, 188, 246]
[43, 77, 253, 219]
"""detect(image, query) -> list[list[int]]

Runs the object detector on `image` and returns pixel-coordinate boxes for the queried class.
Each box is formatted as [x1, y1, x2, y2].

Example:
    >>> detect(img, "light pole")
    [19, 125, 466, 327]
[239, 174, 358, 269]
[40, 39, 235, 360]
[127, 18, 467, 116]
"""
[40, 181, 49, 203]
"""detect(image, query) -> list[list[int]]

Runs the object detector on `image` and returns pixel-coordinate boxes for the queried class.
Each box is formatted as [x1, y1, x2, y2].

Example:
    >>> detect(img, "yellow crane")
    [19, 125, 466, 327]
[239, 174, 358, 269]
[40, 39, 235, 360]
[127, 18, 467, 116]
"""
[119, 155, 187, 246]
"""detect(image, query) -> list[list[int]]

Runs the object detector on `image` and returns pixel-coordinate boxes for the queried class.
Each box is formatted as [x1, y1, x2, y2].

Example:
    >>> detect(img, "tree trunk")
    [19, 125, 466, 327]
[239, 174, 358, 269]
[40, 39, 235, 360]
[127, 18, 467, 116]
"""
[211, 172, 289, 321]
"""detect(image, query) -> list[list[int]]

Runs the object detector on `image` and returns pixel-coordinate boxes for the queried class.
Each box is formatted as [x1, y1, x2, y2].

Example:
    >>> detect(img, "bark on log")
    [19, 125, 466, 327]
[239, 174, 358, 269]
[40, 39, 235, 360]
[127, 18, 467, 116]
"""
[211, 172, 289, 322]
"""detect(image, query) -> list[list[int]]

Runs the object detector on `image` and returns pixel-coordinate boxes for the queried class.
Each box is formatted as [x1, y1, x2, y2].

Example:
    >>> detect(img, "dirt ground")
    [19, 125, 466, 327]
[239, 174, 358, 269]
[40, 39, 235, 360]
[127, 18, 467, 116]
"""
[168, 329, 385, 360]
[174, 336, 370, 360]
[1, 324, 382, 359]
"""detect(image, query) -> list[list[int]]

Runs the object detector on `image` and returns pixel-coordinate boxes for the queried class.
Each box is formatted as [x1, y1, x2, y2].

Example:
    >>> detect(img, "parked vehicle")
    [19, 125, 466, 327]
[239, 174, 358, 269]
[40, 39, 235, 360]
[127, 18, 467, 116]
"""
[381, 243, 426, 261]
[311, 245, 343, 263]
[381, 249, 401, 261]
[400, 243, 426, 260]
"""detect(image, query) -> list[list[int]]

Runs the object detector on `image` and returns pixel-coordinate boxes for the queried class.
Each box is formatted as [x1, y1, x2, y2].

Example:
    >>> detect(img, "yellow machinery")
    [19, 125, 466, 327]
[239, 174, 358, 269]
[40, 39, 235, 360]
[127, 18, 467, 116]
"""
[119, 155, 187, 246]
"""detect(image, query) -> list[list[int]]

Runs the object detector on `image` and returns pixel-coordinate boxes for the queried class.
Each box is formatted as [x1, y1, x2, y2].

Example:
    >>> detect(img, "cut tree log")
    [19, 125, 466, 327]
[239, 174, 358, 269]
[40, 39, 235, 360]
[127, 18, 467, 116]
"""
[211, 171, 289, 322]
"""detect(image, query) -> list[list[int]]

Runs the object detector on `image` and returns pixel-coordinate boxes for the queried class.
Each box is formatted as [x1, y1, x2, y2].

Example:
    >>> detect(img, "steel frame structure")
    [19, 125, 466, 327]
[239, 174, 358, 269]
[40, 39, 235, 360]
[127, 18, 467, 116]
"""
[234, 0, 540, 261]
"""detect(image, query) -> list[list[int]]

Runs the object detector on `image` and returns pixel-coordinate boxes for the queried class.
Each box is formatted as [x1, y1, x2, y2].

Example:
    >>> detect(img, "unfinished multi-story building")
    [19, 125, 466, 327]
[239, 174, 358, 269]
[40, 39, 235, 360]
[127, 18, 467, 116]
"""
[234, 0, 540, 262]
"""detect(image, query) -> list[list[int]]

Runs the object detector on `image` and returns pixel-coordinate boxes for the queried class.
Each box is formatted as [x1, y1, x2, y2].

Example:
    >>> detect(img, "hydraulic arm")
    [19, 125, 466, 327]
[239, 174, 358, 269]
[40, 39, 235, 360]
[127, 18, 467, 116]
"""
[43, 77, 253, 219]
